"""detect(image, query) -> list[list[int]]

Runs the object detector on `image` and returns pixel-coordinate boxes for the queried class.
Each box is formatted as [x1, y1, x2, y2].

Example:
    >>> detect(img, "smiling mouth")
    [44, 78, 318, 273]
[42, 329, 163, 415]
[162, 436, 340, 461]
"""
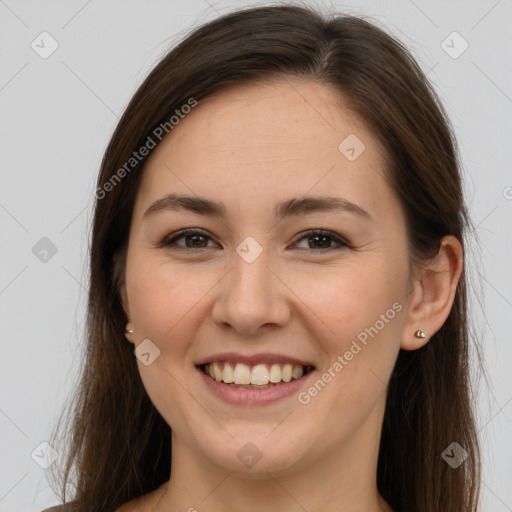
[200, 362, 315, 389]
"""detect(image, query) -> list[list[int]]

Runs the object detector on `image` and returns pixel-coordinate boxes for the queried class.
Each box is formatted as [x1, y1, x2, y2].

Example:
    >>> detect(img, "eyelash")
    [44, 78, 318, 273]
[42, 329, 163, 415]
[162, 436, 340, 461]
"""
[161, 228, 350, 253]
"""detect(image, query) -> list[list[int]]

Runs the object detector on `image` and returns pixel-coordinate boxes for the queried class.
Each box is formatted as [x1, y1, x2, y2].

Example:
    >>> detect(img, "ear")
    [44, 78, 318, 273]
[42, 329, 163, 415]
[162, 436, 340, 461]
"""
[401, 235, 463, 351]
[113, 249, 135, 344]
[119, 283, 135, 345]
[120, 282, 129, 317]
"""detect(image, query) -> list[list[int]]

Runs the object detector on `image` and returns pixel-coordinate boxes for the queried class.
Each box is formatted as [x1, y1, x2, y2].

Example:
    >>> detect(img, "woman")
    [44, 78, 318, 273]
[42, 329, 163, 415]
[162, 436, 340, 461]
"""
[45, 4, 482, 511]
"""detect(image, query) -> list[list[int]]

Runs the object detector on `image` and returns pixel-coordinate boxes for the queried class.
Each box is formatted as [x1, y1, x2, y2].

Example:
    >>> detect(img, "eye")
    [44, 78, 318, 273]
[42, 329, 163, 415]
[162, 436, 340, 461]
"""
[162, 228, 218, 249]
[161, 228, 350, 252]
[292, 229, 350, 251]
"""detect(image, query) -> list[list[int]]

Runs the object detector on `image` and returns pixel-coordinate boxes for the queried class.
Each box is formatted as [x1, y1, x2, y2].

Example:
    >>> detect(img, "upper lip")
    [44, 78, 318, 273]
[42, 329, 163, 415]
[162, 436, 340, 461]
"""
[195, 352, 315, 368]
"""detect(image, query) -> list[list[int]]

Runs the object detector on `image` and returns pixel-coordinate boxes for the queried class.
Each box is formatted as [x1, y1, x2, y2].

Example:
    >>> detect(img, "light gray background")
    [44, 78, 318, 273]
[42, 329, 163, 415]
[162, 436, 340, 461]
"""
[1, 0, 511, 511]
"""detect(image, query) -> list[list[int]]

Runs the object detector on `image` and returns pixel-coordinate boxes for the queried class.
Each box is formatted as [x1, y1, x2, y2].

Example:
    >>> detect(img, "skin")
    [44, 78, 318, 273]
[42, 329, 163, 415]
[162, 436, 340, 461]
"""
[117, 79, 462, 512]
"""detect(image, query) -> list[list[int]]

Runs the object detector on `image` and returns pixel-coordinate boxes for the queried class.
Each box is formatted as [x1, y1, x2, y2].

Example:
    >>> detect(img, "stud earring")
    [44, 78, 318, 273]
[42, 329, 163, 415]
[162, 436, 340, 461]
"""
[414, 329, 427, 339]
[125, 327, 134, 334]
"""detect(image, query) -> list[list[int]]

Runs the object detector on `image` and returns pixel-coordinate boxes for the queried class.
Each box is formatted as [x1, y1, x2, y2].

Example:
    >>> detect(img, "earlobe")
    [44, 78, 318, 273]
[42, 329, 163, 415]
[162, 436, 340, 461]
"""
[119, 285, 136, 344]
[413, 329, 427, 340]
[400, 235, 463, 351]
[124, 325, 135, 344]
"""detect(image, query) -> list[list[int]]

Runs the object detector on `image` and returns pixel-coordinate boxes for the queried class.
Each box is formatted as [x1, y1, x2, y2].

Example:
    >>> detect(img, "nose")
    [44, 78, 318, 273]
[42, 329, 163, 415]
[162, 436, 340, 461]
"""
[211, 247, 291, 335]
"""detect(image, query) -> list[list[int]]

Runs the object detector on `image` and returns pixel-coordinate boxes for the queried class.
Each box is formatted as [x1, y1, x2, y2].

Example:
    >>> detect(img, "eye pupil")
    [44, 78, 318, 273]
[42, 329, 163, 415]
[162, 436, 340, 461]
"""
[310, 235, 330, 249]
[187, 235, 207, 248]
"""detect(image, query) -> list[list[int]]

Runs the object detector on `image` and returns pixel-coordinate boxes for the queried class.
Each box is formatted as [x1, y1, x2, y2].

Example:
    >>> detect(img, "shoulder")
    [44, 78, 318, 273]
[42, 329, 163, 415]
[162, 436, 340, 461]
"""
[40, 501, 135, 512]
[41, 504, 80, 511]
[41, 505, 125, 512]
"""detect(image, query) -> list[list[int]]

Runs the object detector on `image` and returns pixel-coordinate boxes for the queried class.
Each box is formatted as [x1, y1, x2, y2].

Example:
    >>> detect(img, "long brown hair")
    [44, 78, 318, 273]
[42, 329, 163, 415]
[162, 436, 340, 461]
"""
[48, 4, 482, 511]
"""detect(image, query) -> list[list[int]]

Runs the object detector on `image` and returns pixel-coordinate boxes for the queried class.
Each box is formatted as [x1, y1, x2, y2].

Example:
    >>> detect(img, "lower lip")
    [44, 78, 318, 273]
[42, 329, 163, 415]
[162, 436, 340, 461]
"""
[197, 367, 314, 405]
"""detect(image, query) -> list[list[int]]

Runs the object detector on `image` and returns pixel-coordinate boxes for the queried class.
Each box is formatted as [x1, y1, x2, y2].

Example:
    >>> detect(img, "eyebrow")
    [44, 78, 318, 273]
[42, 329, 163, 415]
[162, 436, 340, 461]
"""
[143, 193, 373, 221]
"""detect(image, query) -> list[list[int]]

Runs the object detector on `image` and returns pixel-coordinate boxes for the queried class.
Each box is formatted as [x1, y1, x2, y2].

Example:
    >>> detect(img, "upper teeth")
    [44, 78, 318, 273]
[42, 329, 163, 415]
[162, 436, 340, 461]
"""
[204, 362, 307, 385]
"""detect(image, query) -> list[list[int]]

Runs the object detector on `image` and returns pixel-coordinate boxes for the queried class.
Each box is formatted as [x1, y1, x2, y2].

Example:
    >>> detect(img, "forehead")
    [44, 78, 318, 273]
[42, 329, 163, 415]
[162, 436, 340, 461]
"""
[162, 79, 374, 159]
[134, 79, 393, 221]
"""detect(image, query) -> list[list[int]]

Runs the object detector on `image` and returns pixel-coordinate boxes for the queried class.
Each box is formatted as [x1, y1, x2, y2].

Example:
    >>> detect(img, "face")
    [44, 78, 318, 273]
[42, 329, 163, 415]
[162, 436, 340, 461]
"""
[121, 79, 413, 475]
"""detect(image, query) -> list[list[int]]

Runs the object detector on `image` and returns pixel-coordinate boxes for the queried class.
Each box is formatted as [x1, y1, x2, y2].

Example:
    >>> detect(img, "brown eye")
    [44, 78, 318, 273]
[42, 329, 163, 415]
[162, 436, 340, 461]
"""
[163, 229, 217, 249]
[162, 228, 350, 252]
[293, 230, 349, 251]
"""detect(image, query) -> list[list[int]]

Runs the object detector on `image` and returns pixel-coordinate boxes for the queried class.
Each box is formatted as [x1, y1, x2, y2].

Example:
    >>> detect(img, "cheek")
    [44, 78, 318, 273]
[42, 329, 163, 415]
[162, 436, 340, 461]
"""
[295, 259, 406, 411]
[126, 253, 207, 346]
[125, 258, 211, 431]
[297, 258, 406, 347]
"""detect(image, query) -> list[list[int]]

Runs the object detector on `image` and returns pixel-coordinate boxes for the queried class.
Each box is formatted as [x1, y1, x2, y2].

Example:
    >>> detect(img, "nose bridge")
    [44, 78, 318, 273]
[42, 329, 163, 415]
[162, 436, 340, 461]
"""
[232, 243, 272, 300]
[212, 238, 289, 332]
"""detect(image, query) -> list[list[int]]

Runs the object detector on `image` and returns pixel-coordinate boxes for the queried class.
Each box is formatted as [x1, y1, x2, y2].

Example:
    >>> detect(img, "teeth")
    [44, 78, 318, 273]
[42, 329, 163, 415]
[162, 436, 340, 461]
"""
[269, 363, 281, 383]
[222, 362, 235, 383]
[251, 364, 269, 385]
[292, 365, 304, 379]
[213, 361, 223, 381]
[204, 361, 309, 385]
[234, 363, 251, 385]
[282, 363, 293, 382]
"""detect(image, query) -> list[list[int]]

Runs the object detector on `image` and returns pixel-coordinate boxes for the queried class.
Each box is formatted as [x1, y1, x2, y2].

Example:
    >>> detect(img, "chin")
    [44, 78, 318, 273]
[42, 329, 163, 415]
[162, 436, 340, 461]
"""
[199, 431, 309, 475]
